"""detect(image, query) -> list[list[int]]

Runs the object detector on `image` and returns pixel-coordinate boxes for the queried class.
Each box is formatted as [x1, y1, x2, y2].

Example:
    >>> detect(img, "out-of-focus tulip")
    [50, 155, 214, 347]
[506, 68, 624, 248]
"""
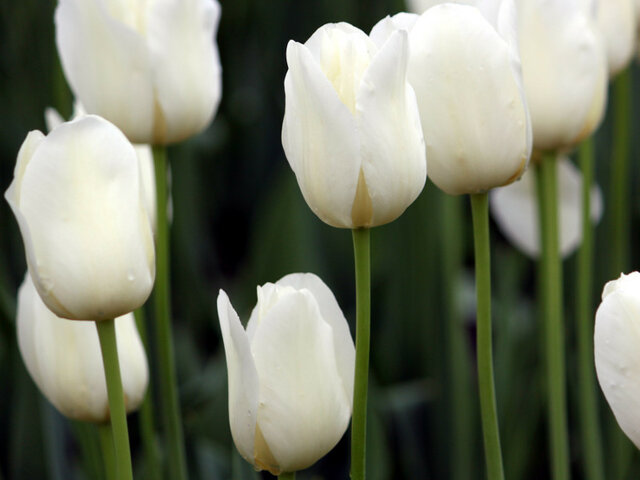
[517, 0, 607, 152]
[45, 104, 157, 233]
[55, 0, 222, 145]
[594, 271, 640, 448]
[281, 23, 426, 229]
[17, 274, 148, 422]
[373, 1, 532, 195]
[5, 115, 155, 321]
[596, 0, 637, 77]
[217, 273, 355, 475]
[489, 156, 603, 258]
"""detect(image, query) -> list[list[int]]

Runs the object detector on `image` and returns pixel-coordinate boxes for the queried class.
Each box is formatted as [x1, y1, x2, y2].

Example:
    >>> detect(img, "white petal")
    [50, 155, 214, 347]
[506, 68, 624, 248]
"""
[369, 13, 419, 48]
[146, 0, 222, 144]
[44, 108, 65, 132]
[251, 290, 351, 473]
[595, 272, 640, 448]
[134, 144, 157, 234]
[281, 40, 360, 228]
[17, 273, 147, 422]
[596, 0, 637, 77]
[14, 115, 155, 320]
[55, 0, 155, 143]
[489, 157, 602, 258]
[356, 29, 426, 226]
[408, 4, 530, 195]
[274, 273, 355, 406]
[216, 290, 259, 466]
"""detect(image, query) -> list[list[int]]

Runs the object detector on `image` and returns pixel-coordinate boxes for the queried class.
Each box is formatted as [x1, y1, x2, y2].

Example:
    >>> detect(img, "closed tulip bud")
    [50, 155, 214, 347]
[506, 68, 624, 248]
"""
[281, 23, 426, 229]
[596, 0, 637, 77]
[595, 272, 640, 448]
[217, 273, 355, 475]
[55, 0, 222, 145]
[374, 0, 532, 195]
[5, 115, 155, 321]
[517, 0, 608, 152]
[17, 274, 148, 422]
[489, 156, 603, 258]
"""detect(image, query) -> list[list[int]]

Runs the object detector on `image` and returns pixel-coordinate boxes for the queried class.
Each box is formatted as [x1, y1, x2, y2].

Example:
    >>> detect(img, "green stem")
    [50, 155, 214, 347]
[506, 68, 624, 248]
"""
[278, 473, 296, 480]
[134, 308, 163, 480]
[608, 68, 634, 480]
[535, 155, 570, 480]
[98, 424, 116, 480]
[350, 228, 371, 480]
[95, 319, 133, 480]
[576, 140, 605, 480]
[153, 145, 189, 480]
[470, 193, 504, 480]
[442, 195, 473, 480]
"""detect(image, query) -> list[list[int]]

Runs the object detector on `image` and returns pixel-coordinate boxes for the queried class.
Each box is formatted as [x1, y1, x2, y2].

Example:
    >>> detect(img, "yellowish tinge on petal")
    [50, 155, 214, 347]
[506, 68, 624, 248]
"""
[351, 168, 373, 227]
[253, 423, 281, 475]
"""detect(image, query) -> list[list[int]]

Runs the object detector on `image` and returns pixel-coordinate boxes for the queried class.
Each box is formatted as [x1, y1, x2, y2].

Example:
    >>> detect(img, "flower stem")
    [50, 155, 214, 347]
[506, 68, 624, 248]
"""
[95, 319, 133, 480]
[153, 145, 189, 480]
[350, 227, 371, 480]
[98, 424, 116, 480]
[576, 140, 605, 480]
[442, 195, 473, 480]
[278, 473, 296, 480]
[535, 155, 569, 480]
[470, 193, 504, 480]
[608, 68, 634, 480]
[134, 307, 162, 480]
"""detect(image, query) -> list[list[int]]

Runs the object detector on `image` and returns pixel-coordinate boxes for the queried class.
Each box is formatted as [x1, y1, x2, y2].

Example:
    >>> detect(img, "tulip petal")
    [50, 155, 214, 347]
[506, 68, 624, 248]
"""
[282, 40, 360, 228]
[146, 0, 222, 144]
[251, 290, 351, 473]
[216, 290, 259, 466]
[489, 157, 603, 258]
[55, 0, 155, 143]
[595, 272, 640, 448]
[369, 13, 419, 49]
[356, 29, 426, 226]
[408, 4, 530, 195]
[274, 273, 355, 405]
[14, 115, 155, 320]
[17, 273, 147, 422]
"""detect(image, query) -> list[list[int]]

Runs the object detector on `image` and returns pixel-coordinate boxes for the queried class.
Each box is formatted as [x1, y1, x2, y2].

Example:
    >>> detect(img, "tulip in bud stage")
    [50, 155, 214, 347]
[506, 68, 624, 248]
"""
[596, 0, 637, 77]
[5, 115, 155, 321]
[217, 273, 355, 475]
[17, 274, 148, 423]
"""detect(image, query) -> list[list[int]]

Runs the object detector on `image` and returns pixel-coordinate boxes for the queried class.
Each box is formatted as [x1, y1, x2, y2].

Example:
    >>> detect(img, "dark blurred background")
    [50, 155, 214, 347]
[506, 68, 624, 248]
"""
[2, 1, 640, 479]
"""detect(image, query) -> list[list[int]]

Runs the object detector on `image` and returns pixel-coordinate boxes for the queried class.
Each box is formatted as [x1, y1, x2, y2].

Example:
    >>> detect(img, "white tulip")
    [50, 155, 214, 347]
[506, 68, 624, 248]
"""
[17, 273, 148, 422]
[595, 272, 640, 449]
[596, 0, 637, 77]
[281, 22, 426, 229]
[55, 0, 222, 145]
[217, 273, 355, 475]
[489, 157, 603, 258]
[517, 0, 608, 151]
[5, 115, 155, 321]
[374, 1, 532, 195]
[44, 104, 157, 234]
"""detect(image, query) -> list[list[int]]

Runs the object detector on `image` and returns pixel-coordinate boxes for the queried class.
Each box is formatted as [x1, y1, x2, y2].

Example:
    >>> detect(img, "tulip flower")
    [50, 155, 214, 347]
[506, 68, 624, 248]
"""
[5, 115, 155, 321]
[16, 273, 148, 422]
[281, 22, 426, 229]
[490, 157, 603, 258]
[596, 0, 637, 77]
[373, 3, 532, 195]
[217, 273, 355, 475]
[595, 272, 640, 449]
[45, 104, 158, 233]
[517, 0, 607, 152]
[55, 0, 222, 145]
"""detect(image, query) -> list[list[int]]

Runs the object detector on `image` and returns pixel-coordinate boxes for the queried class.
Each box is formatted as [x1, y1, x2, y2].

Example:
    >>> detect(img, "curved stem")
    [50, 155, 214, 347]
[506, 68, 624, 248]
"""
[470, 193, 504, 480]
[576, 140, 605, 480]
[535, 155, 570, 480]
[98, 424, 116, 480]
[350, 228, 371, 480]
[153, 145, 189, 480]
[96, 319, 133, 480]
